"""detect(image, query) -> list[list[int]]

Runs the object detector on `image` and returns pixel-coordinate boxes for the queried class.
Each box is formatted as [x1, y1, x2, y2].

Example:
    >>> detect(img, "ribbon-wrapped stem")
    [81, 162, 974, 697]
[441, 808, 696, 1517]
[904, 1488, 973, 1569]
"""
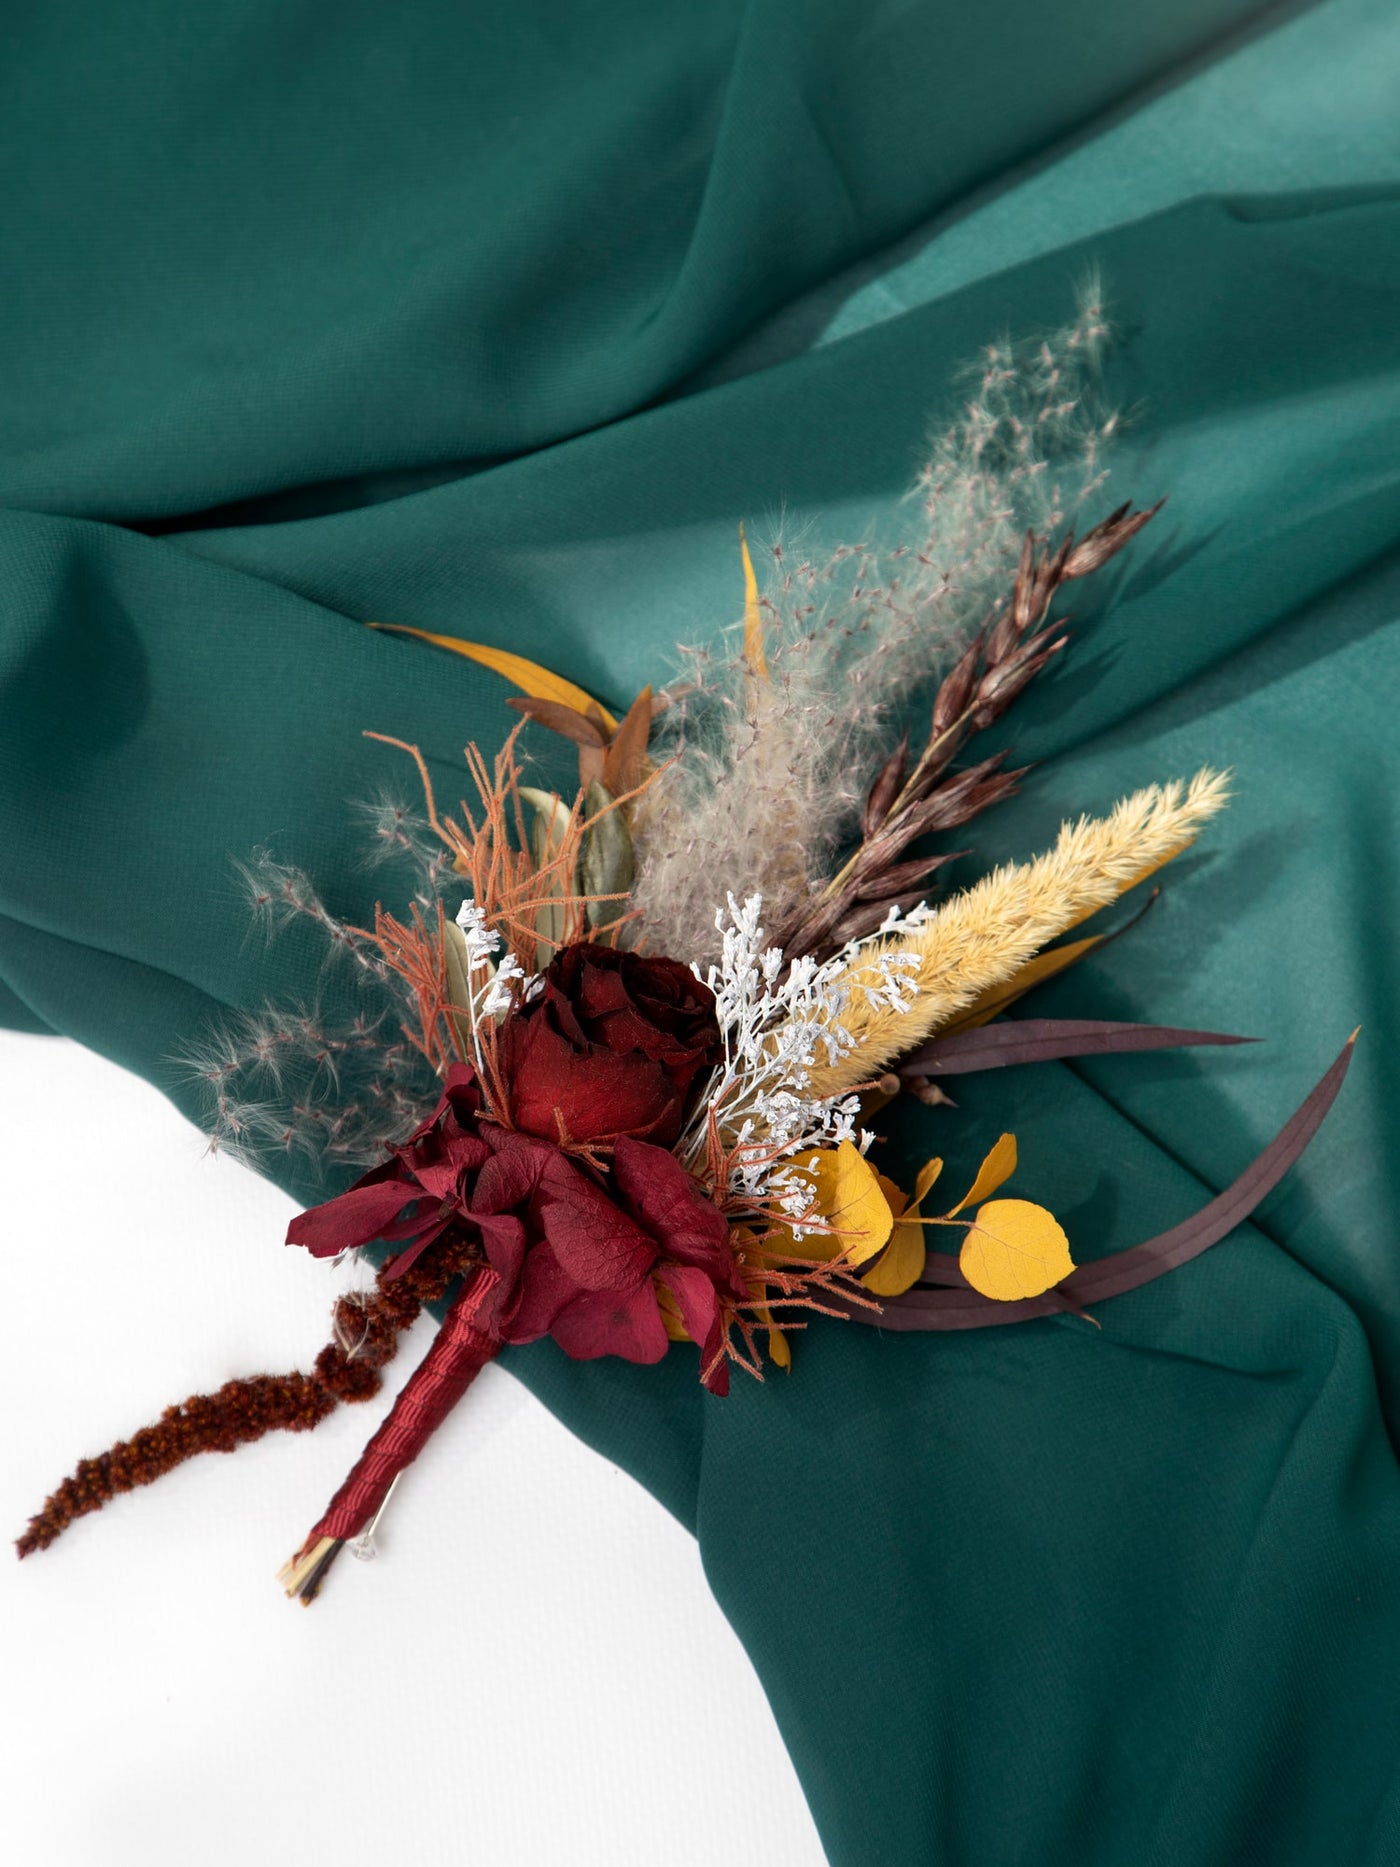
[279, 1264, 503, 1603]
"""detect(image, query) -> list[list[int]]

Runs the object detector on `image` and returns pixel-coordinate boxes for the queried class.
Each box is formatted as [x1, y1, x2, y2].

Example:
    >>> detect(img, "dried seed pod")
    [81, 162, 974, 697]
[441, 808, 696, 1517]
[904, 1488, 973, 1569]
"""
[973, 636, 1067, 722]
[932, 631, 985, 735]
[1010, 529, 1038, 636]
[518, 785, 573, 963]
[853, 851, 960, 903]
[441, 918, 476, 1056]
[1064, 498, 1163, 579]
[862, 734, 909, 838]
[829, 890, 936, 946]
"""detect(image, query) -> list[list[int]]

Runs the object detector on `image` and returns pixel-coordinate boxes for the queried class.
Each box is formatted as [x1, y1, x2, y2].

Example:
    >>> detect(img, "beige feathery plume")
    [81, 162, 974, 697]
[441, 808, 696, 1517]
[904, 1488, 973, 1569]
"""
[809, 768, 1230, 1097]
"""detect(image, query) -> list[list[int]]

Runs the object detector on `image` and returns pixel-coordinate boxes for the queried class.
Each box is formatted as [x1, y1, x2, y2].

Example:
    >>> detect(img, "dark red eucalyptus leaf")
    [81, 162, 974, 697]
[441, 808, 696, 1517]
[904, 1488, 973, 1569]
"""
[902, 1019, 1255, 1076]
[1062, 1033, 1356, 1305]
[853, 1034, 1356, 1332]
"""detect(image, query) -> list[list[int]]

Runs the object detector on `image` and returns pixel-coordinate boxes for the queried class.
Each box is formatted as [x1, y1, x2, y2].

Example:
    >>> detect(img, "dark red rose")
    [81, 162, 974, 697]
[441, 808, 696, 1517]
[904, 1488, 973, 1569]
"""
[286, 1066, 744, 1392]
[495, 943, 721, 1148]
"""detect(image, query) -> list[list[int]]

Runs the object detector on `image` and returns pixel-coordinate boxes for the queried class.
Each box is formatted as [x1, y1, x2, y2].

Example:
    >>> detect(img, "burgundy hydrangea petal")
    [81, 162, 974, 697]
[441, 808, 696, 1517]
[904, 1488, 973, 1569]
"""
[378, 1213, 455, 1281]
[472, 1211, 530, 1292]
[286, 1179, 429, 1258]
[410, 1152, 469, 1201]
[401, 1062, 479, 1145]
[548, 1279, 670, 1365]
[375, 1200, 447, 1243]
[536, 1152, 658, 1291]
[612, 1137, 732, 1271]
[656, 1261, 719, 1347]
[503, 1242, 581, 1342]
[470, 1127, 555, 1213]
[656, 1262, 731, 1392]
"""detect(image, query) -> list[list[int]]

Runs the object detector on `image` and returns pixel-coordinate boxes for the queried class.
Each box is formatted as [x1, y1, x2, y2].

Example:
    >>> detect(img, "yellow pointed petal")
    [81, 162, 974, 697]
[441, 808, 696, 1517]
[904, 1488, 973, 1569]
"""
[959, 1199, 1075, 1301]
[771, 1140, 893, 1265]
[367, 622, 618, 731]
[937, 936, 1104, 1035]
[760, 1305, 792, 1371]
[739, 524, 768, 683]
[1061, 841, 1189, 934]
[655, 1275, 691, 1343]
[913, 1157, 944, 1204]
[861, 1169, 925, 1296]
[947, 1133, 1017, 1217]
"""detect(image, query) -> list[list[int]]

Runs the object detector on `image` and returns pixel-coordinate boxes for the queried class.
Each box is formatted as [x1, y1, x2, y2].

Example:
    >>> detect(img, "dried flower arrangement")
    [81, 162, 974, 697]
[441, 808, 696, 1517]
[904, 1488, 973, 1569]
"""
[16, 297, 1354, 1599]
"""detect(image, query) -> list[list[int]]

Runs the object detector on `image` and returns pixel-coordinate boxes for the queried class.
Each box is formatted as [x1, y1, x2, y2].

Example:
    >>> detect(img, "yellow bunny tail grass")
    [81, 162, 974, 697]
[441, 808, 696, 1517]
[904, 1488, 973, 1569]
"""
[810, 768, 1230, 1096]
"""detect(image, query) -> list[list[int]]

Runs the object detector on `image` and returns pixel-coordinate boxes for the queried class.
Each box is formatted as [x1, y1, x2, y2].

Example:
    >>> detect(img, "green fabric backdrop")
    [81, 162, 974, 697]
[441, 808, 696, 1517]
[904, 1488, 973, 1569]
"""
[4, 2, 1400, 1859]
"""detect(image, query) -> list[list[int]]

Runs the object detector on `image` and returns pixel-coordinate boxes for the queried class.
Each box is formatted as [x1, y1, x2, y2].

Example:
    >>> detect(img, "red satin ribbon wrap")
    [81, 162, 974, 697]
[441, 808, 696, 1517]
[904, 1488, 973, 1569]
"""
[309, 1265, 502, 1545]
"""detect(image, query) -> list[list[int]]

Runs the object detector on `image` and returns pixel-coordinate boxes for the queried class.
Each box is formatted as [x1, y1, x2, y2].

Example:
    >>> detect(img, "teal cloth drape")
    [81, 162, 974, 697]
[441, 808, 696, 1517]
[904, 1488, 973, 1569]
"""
[5, 2, 1400, 1860]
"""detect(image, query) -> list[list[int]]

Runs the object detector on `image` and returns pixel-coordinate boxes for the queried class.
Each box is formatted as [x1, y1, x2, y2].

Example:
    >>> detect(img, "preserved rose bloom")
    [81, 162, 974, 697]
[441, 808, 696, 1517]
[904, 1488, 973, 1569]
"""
[494, 943, 721, 1147]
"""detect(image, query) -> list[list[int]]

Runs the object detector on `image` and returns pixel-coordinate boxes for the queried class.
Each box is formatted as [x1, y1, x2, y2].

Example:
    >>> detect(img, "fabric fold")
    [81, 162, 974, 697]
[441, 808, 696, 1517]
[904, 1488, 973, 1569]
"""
[4, 0, 1400, 1860]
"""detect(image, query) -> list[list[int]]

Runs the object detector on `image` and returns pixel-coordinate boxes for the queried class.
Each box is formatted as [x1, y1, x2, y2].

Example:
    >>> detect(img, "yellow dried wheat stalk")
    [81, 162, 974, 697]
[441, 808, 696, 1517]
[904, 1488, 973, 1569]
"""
[810, 768, 1230, 1096]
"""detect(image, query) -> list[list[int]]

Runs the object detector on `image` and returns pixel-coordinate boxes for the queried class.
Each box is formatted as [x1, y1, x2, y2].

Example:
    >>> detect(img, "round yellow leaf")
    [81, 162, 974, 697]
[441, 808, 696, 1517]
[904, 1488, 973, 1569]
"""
[959, 1199, 1075, 1302]
[765, 1140, 893, 1265]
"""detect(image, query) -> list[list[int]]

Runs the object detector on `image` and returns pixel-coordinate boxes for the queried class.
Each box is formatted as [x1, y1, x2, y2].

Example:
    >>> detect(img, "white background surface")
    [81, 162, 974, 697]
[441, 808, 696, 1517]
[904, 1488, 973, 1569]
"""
[0, 1032, 828, 1867]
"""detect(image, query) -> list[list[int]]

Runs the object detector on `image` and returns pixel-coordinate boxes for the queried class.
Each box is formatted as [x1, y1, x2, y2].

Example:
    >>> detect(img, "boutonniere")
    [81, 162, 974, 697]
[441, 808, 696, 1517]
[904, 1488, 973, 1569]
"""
[18, 295, 1352, 1599]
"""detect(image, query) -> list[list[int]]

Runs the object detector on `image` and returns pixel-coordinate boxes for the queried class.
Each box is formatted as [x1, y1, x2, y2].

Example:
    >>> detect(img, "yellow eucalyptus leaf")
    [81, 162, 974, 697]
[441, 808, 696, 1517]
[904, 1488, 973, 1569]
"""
[947, 1133, 1017, 1217]
[959, 1198, 1075, 1301]
[772, 1140, 893, 1265]
[367, 622, 619, 732]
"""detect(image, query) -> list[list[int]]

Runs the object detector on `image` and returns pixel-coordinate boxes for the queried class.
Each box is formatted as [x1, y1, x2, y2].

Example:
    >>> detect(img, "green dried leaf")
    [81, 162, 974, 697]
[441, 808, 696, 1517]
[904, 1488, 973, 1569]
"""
[580, 782, 634, 931]
[518, 785, 573, 966]
[441, 916, 476, 1057]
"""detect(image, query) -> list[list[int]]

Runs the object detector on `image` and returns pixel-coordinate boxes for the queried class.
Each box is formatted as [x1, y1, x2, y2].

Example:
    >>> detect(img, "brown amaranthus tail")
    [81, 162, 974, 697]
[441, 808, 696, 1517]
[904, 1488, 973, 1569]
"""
[15, 1239, 479, 1558]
